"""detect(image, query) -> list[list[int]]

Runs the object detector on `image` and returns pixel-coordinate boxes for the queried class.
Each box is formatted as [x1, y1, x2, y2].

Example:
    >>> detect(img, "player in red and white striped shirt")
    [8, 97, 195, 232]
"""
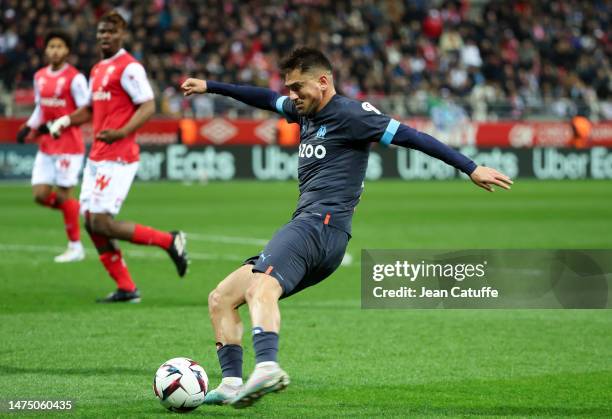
[17, 29, 89, 263]
[48, 11, 189, 303]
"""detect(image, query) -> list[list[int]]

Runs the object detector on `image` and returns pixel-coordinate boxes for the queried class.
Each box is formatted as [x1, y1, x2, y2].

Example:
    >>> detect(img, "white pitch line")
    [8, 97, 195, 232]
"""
[187, 233, 269, 246]
[13, 228, 270, 247]
[0, 243, 245, 262]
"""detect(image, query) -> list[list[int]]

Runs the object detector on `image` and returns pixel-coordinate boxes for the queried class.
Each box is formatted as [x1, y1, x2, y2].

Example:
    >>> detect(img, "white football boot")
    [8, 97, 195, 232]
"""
[231, 362, 290, 409]
[54, 241, 85, 263]
[203, 378, 244, 405]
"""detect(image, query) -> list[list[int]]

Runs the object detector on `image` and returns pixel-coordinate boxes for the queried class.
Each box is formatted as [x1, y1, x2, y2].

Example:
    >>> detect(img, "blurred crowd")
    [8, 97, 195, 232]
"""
[0, 0, 610, 120]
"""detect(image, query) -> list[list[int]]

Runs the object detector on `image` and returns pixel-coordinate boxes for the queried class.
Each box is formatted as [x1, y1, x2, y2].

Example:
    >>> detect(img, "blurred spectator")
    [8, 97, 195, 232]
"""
[0, 0, 609, 120]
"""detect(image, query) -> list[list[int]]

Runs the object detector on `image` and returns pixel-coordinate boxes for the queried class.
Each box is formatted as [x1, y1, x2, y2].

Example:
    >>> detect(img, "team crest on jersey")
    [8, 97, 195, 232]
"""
[316, 125, 327, 139]
[95, 174, 111, 191]
[58, 159, 70, 170]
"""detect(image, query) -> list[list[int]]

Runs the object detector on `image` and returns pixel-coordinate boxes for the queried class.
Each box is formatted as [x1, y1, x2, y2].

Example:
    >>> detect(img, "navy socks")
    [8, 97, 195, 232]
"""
[216, 344, 243, 378]
[252, 328, 279, 364]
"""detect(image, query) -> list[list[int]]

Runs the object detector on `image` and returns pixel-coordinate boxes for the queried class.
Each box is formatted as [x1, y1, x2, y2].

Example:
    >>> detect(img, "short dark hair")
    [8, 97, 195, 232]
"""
[99, 10, 127, 30]
[44, 29, 72, 50]
[279, 47, 332, 75]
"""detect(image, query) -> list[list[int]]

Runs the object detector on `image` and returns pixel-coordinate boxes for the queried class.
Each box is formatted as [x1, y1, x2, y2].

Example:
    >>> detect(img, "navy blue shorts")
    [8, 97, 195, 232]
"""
[244, 214, 350, 298]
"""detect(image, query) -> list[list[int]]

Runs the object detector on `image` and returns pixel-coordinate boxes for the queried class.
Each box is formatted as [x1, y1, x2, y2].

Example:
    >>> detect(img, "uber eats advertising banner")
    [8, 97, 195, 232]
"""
[2, 144, 612, 181]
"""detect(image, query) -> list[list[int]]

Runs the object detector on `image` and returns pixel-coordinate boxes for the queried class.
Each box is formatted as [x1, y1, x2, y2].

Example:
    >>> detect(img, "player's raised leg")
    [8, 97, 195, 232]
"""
[88, 212, 189, 277]
[231, 272, 289, 408]
[85, 210, 188, 302]
[204, 265, 254, 405]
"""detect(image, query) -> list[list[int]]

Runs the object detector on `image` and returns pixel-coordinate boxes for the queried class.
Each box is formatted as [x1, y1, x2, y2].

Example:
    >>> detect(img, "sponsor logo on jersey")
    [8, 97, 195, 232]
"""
[298, 143, 327, 159]
[92, 91, 112, 101]
[40, 97, 67, 107]
[362, 101, 382, 114]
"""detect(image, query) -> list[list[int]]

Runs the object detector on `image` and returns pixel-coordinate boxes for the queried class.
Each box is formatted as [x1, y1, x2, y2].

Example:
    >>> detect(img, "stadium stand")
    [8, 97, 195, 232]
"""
[0, 0, 609, 120]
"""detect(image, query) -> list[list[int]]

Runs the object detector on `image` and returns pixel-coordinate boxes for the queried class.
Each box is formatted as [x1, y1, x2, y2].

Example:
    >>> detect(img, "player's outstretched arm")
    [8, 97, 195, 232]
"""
[391, 123, 512, 192]
[181, 78, 280, 113]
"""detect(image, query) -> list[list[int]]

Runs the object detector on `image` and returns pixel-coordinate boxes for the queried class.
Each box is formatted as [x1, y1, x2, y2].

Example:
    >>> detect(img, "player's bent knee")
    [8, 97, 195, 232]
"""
[89, 215, 112, 236]
[208, 286, 240, 314]
[32, 185, 53, 205]
[54, 189, 70, 204]
[33, 189, 51, 205]
[208, 288, 222, 314]
[33, 193, 48, 205]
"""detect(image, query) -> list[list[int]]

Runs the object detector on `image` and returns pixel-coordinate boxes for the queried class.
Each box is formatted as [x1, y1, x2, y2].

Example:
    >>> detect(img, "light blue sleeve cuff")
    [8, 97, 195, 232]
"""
[380, 119, 400, 146]
[275, 96, 288, 118]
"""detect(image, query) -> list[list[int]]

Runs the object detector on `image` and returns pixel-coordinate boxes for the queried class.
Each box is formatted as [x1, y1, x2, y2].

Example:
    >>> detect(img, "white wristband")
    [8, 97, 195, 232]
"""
[48, 115, 71, 138]
[57, 115, 71, 129]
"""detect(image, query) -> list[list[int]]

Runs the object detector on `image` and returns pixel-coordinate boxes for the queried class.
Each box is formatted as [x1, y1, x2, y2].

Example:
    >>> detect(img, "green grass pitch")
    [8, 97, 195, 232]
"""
[0, 179, 611, 417]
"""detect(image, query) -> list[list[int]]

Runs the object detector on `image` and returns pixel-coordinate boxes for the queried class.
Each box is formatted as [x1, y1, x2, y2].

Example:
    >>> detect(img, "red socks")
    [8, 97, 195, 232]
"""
[131, 224, 172, 249]
[41, 191, 59, 208]
[85, 217, 172, 292]
[86, 222, 136, 292]
[99, 250, 136, 292]
[58, 199, 80, 242]
[40, 193, 81, 242]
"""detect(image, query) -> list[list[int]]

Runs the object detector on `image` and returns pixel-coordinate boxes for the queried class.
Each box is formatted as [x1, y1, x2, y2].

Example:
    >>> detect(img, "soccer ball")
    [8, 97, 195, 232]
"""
[153, 357, 208, 413]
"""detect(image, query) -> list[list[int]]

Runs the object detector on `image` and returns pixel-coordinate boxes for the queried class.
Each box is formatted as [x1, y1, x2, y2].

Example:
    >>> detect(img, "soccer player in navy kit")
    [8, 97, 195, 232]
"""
[181, 48, 512, 408]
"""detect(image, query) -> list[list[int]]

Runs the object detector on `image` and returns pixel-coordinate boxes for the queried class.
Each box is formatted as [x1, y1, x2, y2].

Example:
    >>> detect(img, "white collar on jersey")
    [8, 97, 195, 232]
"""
[101, 48, 127, 63]
[45, 63, 68, 77]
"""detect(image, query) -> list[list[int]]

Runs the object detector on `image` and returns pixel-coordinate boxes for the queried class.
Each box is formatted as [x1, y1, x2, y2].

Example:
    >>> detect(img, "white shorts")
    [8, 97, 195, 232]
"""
[31, 151, 84, 187]
[79, 159, 139, 215]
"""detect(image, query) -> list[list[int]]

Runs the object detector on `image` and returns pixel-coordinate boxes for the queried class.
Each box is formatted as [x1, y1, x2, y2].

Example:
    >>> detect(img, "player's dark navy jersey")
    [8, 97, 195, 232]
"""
[275, 94, 398, 235]
[206, 80, 476, 235]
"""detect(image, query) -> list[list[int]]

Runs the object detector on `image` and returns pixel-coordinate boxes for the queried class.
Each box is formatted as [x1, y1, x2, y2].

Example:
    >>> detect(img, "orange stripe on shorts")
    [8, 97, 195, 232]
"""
[324, 213, 331, 225]
[265, 266, 274, 275]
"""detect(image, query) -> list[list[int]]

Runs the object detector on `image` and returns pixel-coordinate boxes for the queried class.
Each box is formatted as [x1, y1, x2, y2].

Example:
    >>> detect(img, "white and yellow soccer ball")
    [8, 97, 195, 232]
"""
[153, 357, 208, 413]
